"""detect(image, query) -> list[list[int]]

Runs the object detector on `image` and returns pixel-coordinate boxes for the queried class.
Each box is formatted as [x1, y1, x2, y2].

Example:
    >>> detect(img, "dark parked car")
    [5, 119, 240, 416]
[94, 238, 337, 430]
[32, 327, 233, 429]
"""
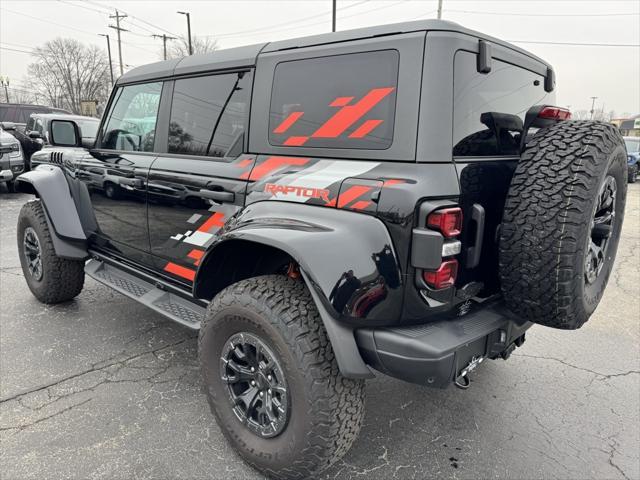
[14, 20, 627, 479]
[625, 136, 639, 183]
[0, 103, 71, 129]
[25, 113, 100, 169]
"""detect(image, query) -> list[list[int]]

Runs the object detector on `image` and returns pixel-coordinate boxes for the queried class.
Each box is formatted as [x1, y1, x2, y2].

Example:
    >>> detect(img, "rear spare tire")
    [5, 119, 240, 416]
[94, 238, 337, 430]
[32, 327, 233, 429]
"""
[499, 121, 627, 329]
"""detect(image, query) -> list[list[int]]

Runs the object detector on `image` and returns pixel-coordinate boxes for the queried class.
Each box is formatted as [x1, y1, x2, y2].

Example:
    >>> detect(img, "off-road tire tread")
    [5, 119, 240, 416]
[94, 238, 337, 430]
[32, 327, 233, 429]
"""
[499, 121, 626, 329]
[18, 200, 85, 303]
[199, 275, 365, 480]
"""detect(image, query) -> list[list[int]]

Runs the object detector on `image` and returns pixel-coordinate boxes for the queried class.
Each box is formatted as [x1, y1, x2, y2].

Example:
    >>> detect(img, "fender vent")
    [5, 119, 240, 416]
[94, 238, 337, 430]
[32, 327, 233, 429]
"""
[50, 152, 63, 165]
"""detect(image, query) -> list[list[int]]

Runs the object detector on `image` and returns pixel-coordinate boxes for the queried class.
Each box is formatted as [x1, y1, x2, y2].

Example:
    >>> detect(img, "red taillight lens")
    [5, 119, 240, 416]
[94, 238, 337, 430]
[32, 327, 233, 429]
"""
[427, 207, 462, 238]
[423, 259, 458, 289]
[538, 106, 571, 121]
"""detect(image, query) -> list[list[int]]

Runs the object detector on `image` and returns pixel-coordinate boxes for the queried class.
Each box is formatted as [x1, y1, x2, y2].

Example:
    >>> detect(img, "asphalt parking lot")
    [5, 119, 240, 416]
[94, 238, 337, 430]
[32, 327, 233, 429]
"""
[1, 185, 638, 480]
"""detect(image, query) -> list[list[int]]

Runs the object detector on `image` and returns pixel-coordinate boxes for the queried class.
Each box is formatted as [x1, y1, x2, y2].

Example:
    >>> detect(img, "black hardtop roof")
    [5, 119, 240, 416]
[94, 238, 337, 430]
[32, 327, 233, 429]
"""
[117, 19, 550, 85]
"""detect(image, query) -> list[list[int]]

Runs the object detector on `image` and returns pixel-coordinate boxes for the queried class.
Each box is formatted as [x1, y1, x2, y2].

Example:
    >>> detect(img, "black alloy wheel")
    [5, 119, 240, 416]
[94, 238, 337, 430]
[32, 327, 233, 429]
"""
[585, 175, 617, 286]
[22, 226, 43, 281]
[220, 332, 289, 438]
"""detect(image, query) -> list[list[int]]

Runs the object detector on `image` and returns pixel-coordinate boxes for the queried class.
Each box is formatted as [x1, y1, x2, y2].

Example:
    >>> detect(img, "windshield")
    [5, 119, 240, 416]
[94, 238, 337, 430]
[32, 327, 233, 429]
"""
[625, 139, 639, 153]
[78, 119, 100, 138]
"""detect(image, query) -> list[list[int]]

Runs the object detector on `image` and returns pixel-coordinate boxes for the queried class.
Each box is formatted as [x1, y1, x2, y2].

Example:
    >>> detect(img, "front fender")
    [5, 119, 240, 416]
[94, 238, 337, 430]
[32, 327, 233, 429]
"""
[15, 165, 88, 259]
[195, 201, 404, 325]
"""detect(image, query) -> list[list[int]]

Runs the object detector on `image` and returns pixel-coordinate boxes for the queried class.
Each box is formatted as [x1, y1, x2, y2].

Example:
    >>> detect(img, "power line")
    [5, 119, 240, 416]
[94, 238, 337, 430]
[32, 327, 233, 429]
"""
[0, 7, 98, 37]
[86, 0, 180, 37]
[202, 0, 373, 38]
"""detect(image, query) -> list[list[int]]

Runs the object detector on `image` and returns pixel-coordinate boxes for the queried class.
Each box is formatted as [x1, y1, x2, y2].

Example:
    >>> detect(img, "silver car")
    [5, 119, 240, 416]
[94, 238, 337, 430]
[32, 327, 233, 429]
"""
[0, 124, 25, 192]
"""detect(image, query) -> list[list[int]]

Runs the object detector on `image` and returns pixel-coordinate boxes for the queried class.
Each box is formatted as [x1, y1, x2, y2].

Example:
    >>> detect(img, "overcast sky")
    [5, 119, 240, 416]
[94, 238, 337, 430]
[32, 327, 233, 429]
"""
[1, 0, 638, 116]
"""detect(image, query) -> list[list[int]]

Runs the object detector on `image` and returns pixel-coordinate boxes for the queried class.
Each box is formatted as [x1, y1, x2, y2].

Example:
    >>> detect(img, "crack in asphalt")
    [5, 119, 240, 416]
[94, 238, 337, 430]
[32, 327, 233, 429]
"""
[0, 337, 195, 405]
[0, 398, 93, 432]
[513, 353, 640, 380]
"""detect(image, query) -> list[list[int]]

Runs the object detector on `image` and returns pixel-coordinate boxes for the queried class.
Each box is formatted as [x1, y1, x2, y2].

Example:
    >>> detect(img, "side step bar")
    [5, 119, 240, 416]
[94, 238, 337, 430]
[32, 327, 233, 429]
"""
[85, 259, 204, 329]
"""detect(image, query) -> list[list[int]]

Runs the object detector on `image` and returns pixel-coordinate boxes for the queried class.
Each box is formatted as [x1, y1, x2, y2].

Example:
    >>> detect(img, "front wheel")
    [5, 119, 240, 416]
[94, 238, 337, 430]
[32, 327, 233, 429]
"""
[17, 200, 85, 303]
[199, 275, 365, 480]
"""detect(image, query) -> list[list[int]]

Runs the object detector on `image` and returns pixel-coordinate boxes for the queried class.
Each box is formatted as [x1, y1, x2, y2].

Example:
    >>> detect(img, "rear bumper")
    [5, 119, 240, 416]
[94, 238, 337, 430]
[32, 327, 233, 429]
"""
[355, 302, 531, 387]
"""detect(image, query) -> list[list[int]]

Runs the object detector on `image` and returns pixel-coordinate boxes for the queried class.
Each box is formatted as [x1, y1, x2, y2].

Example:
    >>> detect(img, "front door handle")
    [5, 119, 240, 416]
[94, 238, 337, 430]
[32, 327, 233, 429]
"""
[199, 188, 235, 203]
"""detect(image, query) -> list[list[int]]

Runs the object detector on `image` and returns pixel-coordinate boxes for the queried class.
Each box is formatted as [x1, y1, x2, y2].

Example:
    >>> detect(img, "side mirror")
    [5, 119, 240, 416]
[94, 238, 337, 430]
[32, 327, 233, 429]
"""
[28, 131, 42, 139]
[0, 121, 16, 131]
[49, 119, 81, 147]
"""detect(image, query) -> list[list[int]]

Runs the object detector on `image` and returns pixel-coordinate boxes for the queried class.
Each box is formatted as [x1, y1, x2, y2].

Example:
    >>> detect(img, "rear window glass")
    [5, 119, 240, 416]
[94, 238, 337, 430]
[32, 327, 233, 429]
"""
[168, 72, 249, 157]
[453, 51, 552, 157]
[269, 50, 399, 150]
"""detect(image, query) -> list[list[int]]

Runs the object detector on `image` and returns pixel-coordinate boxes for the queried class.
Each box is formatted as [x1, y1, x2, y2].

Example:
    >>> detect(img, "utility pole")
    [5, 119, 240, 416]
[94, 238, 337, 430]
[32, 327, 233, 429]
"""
[177, 11, 193, 55]
[0, 77, 9, 103]
[99, 34, 114, 86]
[109, 10, 128, 76]
[437, 0, 443, 19]
[332, 0, 336, 32]
[589, 96, 598, 120]
[153, 34, 177, 61]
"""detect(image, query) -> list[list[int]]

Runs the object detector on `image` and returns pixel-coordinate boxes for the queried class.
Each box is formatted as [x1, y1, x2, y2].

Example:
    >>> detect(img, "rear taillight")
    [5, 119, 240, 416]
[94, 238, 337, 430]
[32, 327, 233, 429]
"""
[538, 106, 571, 121]
[423, 259, 458, 289]
[427, 207, 462, 238]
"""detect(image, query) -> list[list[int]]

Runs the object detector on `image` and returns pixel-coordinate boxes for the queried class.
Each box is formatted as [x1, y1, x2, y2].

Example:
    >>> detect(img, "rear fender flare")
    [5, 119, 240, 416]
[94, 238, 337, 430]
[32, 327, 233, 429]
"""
[193, 201, 405, 378]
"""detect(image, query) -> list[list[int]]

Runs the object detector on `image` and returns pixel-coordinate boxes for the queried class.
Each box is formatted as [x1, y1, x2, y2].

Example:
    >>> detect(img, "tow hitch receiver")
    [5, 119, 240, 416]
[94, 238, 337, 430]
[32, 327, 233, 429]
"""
[454, 355, 484, 389]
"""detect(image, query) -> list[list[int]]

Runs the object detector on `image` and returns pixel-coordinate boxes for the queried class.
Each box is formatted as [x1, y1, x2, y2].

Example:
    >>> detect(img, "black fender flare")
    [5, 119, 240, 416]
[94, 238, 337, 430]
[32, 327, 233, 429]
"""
[193, 202, 405, 379]
[15, 165, 88, 259]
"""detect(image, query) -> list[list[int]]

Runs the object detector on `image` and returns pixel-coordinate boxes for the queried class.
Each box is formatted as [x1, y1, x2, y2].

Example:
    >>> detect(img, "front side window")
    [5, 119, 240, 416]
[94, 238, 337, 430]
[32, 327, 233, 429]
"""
[168, 72, 249, 157]
[99, 82, 162, 152]
[453, 51, 553, 157]
[269, 50, 399, 150]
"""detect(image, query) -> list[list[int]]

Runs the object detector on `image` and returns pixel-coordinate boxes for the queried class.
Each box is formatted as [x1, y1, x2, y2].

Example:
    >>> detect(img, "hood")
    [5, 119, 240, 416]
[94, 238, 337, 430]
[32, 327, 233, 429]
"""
[0, 129, 19, 145]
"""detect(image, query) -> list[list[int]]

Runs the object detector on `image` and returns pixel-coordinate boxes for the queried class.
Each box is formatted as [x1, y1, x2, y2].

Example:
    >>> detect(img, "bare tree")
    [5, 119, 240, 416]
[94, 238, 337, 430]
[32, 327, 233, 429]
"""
[27, 38, 110, 114]
[166, 35, 218, 59]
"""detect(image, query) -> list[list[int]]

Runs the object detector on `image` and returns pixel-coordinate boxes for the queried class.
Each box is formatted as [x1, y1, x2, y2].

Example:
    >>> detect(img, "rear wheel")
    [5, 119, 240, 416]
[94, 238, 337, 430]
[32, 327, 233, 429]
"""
[17, 200, 85, 304]
[199, 275, 365, 480]
[500, 121, 627, 329]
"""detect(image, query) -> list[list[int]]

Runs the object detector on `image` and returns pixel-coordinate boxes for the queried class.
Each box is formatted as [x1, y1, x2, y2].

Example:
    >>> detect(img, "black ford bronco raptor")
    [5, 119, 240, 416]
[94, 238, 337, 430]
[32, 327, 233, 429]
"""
[17, 20, 627, 480]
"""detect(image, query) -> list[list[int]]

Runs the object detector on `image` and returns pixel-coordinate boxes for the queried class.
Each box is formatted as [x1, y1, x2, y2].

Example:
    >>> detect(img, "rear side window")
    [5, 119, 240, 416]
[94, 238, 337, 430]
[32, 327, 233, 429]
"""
[168, 71, 249, 157]
[269, 50, 399, 150]
[453, 51, 552, 157]
[98, 82, 162, 152]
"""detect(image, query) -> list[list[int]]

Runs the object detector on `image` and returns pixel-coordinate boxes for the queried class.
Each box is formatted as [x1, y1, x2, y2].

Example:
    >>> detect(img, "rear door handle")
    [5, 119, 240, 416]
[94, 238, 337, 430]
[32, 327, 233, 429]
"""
[199, 188, 235, 203]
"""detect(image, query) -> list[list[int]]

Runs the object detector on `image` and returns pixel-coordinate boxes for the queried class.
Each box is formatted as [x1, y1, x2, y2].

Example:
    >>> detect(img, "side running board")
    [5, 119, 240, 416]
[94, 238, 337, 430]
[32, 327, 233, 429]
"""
[85, 259, 204, 329]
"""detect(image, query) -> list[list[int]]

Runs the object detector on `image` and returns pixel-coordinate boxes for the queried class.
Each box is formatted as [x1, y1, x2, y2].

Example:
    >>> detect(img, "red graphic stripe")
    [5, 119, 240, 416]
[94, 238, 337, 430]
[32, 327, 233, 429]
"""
[241, 156, 310, 181]
[283, 136, 309, 146]
[197, 212, 225, 233]
[349, 119, 383, 138]
[187, 249, 204, 266]
[330, 96, 354, 107]
[384, 179, 405, 186]
[236, 158, 253, 168]
[337, 185, 371, 208]
[350, 200, 372, 210]
[312, 87, 395, 139]
[273, 111, 304, 134]
[164, 262, 195, 281]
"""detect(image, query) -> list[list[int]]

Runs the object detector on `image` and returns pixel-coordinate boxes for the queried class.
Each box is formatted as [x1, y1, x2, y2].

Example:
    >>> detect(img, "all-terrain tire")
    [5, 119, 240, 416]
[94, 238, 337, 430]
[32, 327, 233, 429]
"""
[199, 275, 365, 480]
[499, 121, 627, 329]
[17, 200, 85, 303]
